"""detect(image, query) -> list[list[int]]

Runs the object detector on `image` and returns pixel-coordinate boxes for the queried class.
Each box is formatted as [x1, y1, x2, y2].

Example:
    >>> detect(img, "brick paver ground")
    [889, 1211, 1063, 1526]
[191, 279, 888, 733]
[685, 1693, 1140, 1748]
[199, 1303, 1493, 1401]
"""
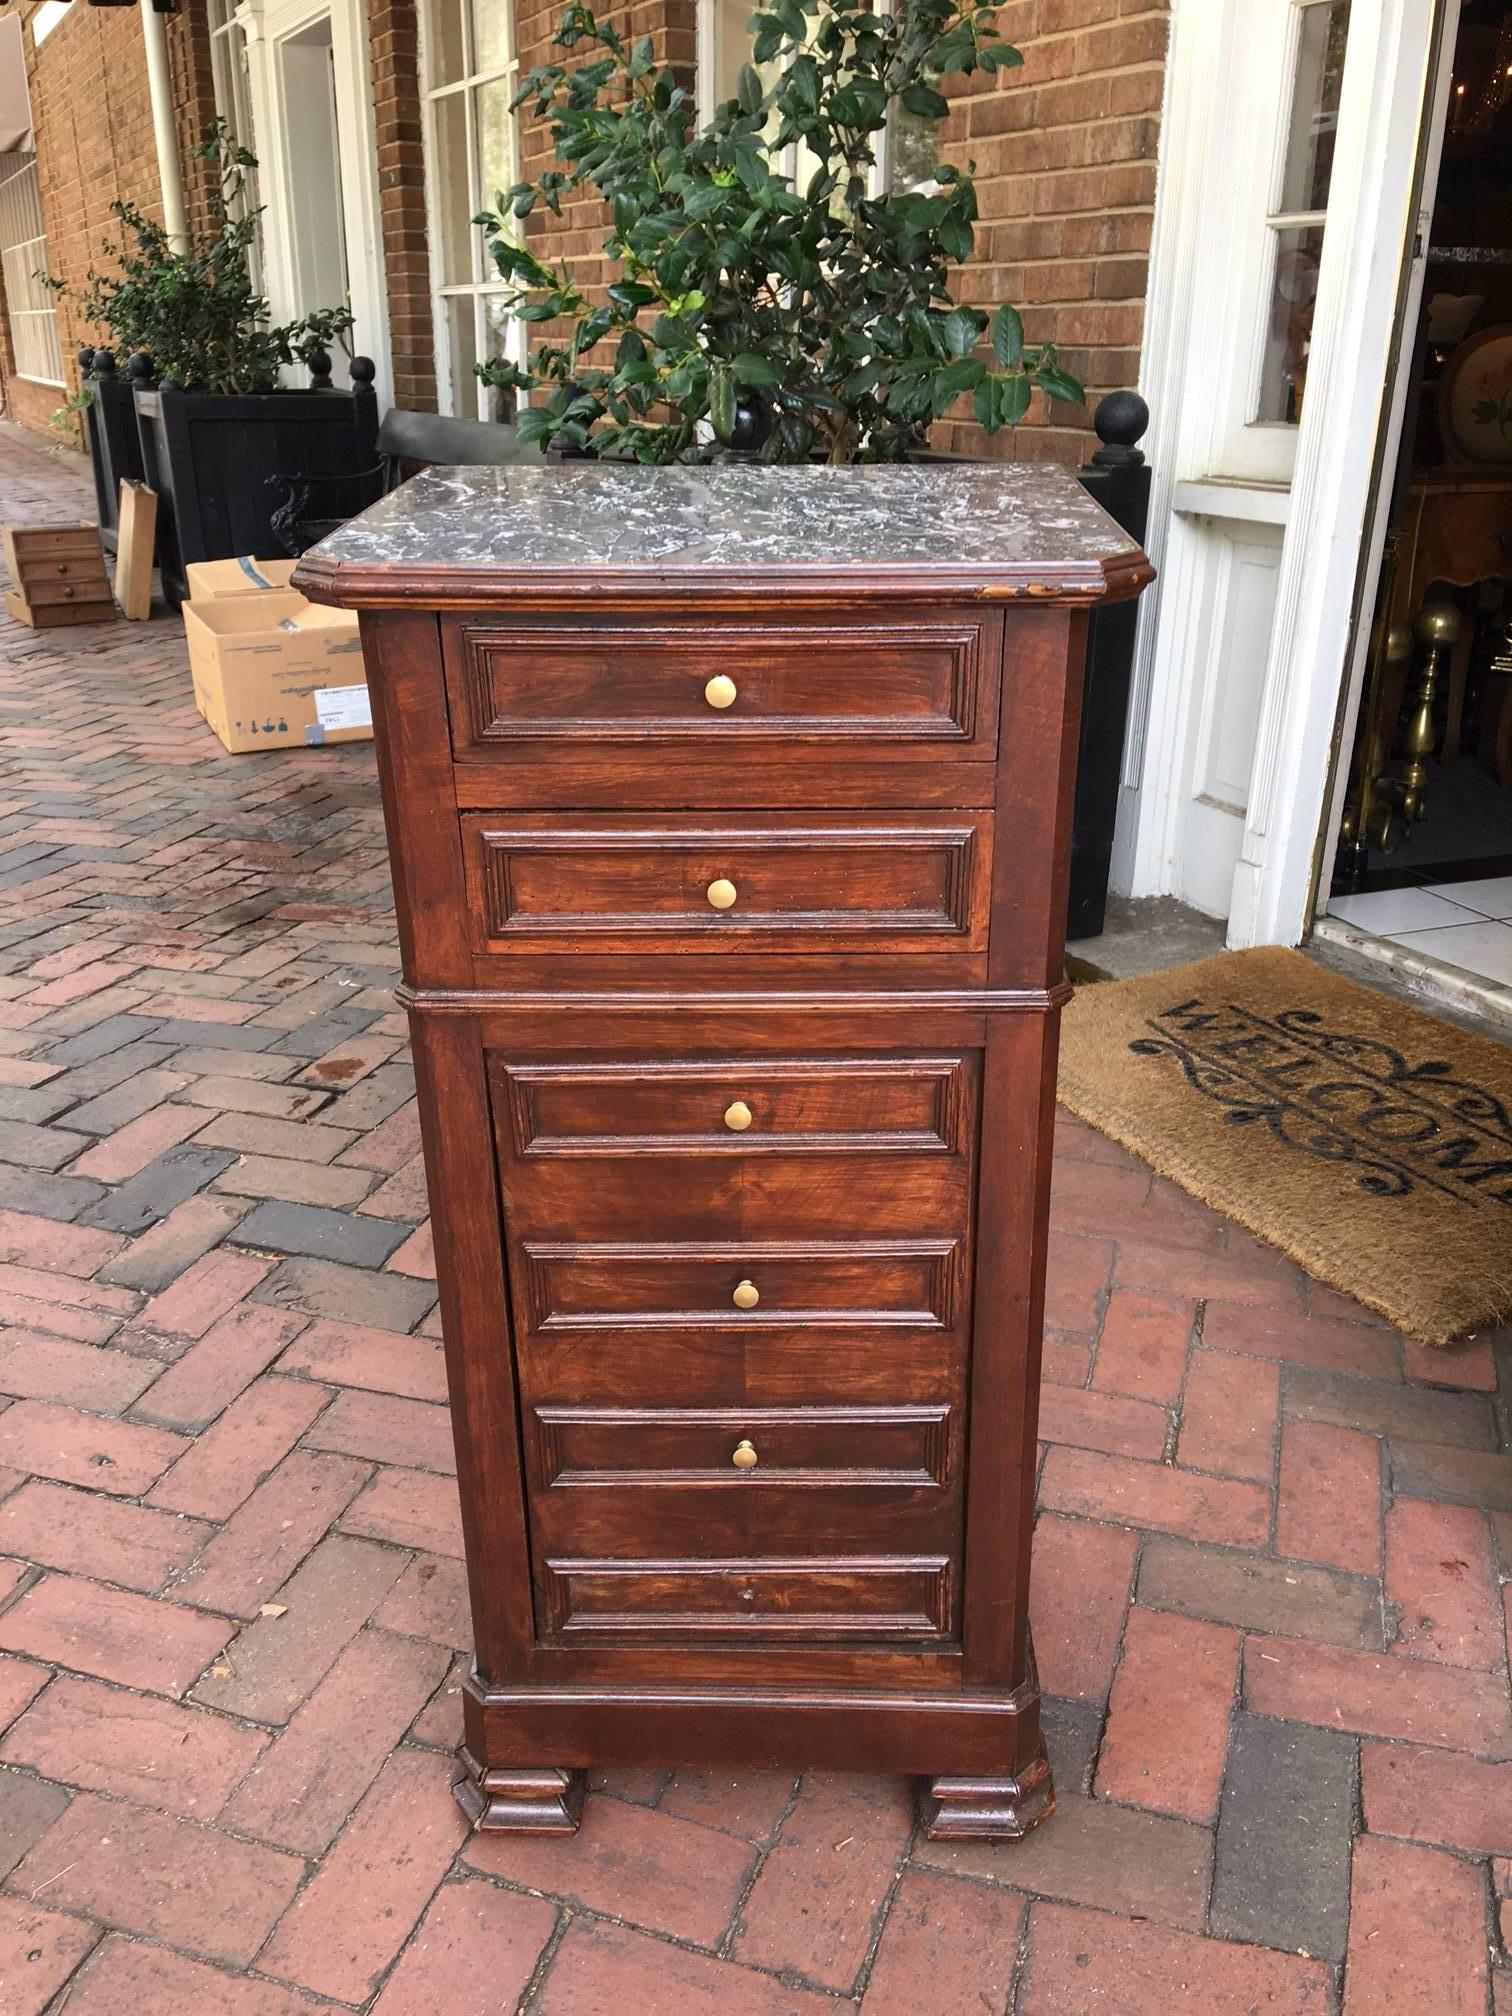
[0, 431, 1506, 2015]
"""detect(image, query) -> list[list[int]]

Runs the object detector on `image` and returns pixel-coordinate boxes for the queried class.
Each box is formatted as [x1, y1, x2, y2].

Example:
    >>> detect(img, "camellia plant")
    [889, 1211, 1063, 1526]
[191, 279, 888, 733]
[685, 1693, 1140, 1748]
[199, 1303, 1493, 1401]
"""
[479, 0, 1084, 463]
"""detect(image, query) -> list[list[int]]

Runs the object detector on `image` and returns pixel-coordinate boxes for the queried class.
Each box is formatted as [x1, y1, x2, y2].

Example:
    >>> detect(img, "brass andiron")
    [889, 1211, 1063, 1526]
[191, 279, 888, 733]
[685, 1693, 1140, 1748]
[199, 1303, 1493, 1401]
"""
[1401, 603, 1461, 825]
[1337, 621, 1414, 882]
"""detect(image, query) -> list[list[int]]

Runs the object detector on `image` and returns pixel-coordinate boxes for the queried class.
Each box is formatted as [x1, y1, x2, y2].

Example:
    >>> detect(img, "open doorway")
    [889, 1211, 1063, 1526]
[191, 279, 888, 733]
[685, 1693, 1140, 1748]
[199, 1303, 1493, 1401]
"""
[1323, 0, 1512, 992]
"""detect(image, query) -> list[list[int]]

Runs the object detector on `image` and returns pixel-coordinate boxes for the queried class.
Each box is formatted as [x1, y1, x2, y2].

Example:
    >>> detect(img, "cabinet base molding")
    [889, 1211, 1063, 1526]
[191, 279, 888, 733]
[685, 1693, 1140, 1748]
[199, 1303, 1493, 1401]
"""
[460, 1650, 1051, 1836]
[920, 1750, 1055, 1842]
[455, 1751, 587, 1834]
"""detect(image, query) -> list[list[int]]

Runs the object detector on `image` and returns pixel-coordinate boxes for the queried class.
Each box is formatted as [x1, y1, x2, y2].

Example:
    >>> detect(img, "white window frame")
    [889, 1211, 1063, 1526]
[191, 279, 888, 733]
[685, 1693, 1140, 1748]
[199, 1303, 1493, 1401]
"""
[0, 155, 64, 387]
[419, 0, 526, 419]
[1248, 0, 1352, 429]
[207, 0, 265, 296]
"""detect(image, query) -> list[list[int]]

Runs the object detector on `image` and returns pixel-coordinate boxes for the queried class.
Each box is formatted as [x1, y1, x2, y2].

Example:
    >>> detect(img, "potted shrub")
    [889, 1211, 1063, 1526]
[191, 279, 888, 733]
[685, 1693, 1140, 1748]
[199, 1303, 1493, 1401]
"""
[476, 0, 1084, 460]
[57, 126, 379, 603]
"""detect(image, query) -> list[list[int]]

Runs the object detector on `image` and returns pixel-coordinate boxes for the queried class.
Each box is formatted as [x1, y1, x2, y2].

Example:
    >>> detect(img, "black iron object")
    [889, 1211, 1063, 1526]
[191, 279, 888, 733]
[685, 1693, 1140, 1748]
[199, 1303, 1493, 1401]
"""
[1069, 391, 1153, 942]
[77, 347, 149, 553]
[133, 356, 380, 605]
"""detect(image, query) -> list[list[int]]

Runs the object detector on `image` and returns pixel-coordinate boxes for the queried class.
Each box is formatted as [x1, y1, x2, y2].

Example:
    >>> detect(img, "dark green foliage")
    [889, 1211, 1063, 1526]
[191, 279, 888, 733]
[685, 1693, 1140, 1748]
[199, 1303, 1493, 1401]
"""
[478, 0, 1083, 462]
[54, 123, 353, 396]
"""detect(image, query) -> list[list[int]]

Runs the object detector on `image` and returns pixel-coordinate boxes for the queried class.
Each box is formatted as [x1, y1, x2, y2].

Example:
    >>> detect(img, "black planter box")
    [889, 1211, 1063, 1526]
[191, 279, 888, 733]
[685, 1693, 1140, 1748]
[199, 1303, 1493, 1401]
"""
[134, 380, 379, 605]
[79, 357, 147, 553]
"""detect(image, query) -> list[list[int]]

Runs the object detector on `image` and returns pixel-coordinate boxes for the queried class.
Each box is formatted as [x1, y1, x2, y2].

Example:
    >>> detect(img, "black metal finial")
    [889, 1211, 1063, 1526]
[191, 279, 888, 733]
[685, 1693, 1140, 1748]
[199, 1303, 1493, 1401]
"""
[1090, 390, 1150, 469]
[78, 344, 99, 376]
[306, 349, 334, 390]
[349, 356, 377, 388]
[127, 350, 155, 383]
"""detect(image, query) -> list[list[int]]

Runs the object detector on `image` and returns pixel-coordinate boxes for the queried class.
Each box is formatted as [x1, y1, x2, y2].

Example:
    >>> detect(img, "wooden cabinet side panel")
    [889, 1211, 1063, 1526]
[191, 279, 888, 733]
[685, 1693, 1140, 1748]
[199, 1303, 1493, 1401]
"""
[959, 1006, 1060, 1690]
[988, 608, 1091, 990]
[410, 1011, 536, 1677]
[359, 609, 471, 989]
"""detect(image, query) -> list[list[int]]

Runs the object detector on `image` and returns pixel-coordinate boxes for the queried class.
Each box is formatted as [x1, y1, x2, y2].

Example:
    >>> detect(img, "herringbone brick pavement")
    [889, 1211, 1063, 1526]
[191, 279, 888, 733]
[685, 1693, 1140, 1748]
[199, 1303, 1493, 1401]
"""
[0, 431, 1506, 2015]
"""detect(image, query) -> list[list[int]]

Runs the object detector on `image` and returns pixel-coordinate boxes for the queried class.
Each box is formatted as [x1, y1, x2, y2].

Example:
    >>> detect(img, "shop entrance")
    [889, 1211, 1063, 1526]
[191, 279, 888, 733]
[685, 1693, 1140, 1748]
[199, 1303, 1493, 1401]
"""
[1322, 0, 1512, 994]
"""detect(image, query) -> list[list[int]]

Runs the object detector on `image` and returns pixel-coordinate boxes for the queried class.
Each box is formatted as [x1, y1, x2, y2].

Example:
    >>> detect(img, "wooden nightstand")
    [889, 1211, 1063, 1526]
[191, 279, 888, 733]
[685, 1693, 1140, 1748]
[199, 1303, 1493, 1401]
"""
[295, 461, 1151, 1841]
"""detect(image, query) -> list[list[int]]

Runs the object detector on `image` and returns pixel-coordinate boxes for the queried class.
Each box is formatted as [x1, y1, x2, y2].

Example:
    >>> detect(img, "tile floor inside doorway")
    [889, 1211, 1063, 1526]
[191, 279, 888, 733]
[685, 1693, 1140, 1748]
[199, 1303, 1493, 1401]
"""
[1327, 876, 1512, 987]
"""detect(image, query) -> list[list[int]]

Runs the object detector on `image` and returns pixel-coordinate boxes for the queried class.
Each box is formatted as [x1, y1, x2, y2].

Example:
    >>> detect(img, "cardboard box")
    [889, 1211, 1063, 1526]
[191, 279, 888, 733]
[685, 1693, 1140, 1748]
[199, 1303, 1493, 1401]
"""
[182, 591, 372, 754]
[183, 555, 299, 601]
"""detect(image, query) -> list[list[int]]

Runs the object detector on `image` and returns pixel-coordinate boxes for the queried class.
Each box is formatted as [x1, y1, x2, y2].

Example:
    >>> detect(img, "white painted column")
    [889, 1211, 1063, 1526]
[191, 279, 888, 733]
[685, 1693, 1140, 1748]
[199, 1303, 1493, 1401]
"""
[140, 0, 188, 251]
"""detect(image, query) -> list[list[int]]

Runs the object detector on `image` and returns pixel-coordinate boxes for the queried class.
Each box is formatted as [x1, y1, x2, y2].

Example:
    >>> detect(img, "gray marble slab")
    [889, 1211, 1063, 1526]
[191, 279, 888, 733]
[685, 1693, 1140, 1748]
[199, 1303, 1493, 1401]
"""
[302, 460, 1141, 581]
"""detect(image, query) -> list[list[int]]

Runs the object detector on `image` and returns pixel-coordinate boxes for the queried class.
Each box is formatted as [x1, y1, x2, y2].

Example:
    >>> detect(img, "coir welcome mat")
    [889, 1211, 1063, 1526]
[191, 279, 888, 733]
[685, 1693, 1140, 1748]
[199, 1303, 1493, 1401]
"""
[1057, 948, 1512, 1344]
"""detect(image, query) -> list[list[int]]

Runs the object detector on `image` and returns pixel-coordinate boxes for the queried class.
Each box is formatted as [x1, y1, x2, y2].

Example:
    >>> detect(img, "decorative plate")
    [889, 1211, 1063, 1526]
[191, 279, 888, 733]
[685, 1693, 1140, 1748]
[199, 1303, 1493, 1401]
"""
[1440, 326, 1512, 466]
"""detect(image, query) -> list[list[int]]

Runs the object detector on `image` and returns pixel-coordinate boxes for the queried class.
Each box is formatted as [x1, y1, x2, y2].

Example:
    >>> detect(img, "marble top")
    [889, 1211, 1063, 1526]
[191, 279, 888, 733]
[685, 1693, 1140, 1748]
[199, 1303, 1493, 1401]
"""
[299, 461, 1145, 600]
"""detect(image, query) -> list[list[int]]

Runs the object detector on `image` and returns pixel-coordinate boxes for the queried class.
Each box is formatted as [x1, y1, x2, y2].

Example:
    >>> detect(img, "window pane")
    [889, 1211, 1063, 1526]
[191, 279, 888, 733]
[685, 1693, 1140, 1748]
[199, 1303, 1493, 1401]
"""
[476, 75, 516, 217]
[1278, 1, 1350, 215]
[1258, 222, 1325, 424]
[888, 100, 940, 193]
[711, 0, 755, 108]
[447, 295, 482, 416]
[429, 0, 467, 86]
[471, 0, 511, 78]
[433, 89, 476, 285]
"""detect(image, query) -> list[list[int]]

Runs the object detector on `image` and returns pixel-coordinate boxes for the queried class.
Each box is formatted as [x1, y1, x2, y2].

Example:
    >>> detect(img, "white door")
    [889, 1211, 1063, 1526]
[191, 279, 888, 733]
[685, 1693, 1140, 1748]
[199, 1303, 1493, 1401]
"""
[240, 0, 392, 404]
[1117, 0, 1445, 945]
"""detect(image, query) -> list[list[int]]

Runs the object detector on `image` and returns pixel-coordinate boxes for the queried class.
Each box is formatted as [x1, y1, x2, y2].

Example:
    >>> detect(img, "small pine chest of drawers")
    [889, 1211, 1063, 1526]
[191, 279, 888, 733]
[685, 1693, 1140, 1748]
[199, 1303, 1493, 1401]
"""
[296, 462, 1151, 1841]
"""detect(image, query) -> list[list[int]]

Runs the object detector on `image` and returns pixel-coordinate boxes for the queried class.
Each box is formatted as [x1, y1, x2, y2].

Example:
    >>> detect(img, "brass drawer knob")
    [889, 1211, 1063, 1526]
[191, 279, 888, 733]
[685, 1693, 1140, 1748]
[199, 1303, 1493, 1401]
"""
[706, 877, 738, 910]
[732, 1279, 760, 1310]
[732, 1439, 758, 1470]
[723, 1100, 753, 1132]
[704, 674, 738, 710]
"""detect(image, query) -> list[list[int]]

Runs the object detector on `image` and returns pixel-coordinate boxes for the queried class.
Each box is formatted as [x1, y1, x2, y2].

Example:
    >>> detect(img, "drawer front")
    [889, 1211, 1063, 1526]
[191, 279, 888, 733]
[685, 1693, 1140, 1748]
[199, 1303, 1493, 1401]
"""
[542, 1555, 954, 1641]
[534, 1405, 952, 1488]
[526, 1403, 959, 1555]
[446, 617, 998, 756]
[462, 813, 990, 955]
[514, 1239, 960, 1337]
[514, 1321, 962, 1409]
[17, 572, 111, 607]
[499, 1056, 971, 1158]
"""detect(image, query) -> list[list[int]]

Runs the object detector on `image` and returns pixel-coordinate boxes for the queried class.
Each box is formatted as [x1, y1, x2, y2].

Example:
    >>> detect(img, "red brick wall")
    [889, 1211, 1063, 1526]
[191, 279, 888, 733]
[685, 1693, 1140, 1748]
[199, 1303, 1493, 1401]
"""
[933, 0, 1169, 464]
[369, 0, 437, 410]
[0, 1, 220, 441]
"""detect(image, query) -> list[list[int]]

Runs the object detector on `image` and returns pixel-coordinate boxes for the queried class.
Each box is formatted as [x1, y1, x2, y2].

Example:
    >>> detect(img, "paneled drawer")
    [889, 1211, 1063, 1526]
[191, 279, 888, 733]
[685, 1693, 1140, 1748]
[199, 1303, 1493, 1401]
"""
[541, 1555, 955, 1642]
[529, 1404, 963, 1585]
[461, 812, 991, 956]
[533, 1405, 953, 1488]
[445, 615, 999, 756]
[497, 1056, 972, 1158]
[512, 1238, 961, 1339]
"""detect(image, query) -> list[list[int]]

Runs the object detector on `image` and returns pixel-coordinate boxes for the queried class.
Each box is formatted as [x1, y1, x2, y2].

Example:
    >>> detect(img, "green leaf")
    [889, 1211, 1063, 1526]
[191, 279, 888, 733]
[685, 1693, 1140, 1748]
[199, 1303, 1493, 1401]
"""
[990, 304, 1023, 370]
[736, 62, 764, 115]
[683, 183, 728, 220]
[900, 82, 949, 120]
[931, 355, 986, 413]
[942, 307, 981, 358]
[732, 352, 781, 388]
[709, 364, 737, 444]
[515, 407, 557, 446]
[1034, 363, 1086, 407]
